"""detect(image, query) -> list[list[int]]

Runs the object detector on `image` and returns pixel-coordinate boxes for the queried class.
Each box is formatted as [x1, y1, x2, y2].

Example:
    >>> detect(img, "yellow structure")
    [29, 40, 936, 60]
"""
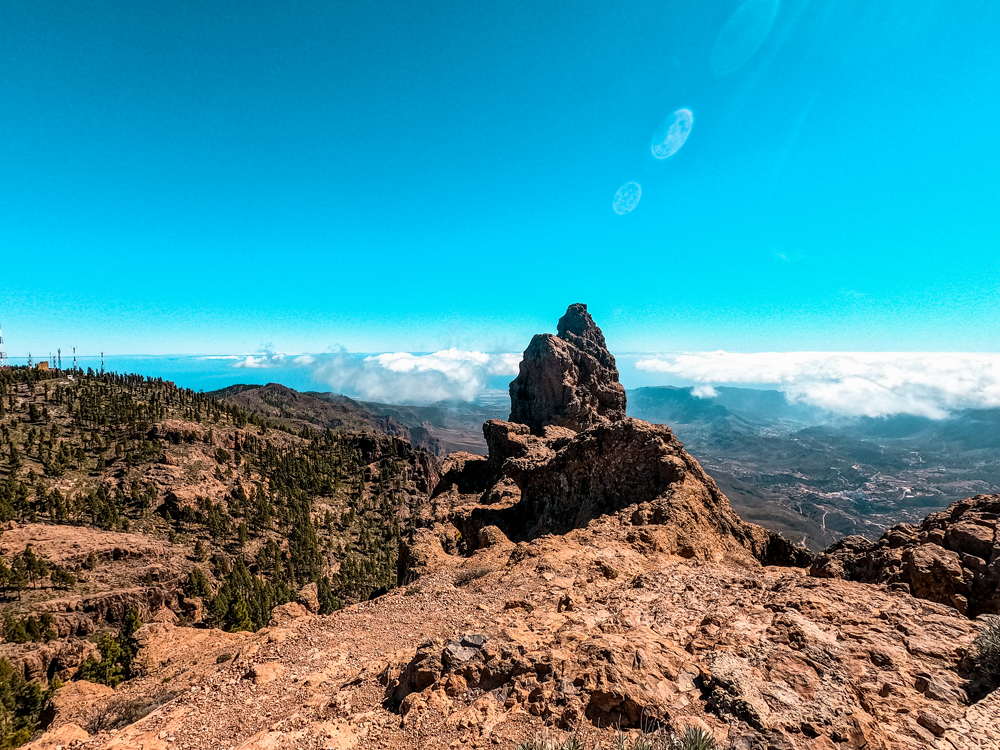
[36, 361, 49, 371]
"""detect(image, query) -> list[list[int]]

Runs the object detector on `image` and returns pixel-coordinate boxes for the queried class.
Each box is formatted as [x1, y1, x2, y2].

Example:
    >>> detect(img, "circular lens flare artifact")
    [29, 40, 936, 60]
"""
[613, 182, 642, 214]
[650, 108, 693, 160]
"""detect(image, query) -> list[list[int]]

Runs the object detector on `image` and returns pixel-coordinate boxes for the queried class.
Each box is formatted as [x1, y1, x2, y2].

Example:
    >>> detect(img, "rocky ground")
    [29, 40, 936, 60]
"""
[812, 493, 1000, 618]
[26, 515, 997, 750]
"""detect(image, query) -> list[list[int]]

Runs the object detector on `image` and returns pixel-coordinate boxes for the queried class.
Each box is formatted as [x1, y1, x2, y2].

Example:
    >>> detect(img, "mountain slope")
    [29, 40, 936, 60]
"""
[209, 383, 444, 454]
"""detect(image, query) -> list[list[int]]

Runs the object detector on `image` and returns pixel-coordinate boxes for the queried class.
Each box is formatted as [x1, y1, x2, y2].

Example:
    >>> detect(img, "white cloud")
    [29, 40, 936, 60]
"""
[233, 352, 287, 369]
[229, 351, 314, 370]
[310, 349, 520, 404]
[691, 384, 718, 399]
[229, 348, 520, 404]
[635, 352, 1000, 419]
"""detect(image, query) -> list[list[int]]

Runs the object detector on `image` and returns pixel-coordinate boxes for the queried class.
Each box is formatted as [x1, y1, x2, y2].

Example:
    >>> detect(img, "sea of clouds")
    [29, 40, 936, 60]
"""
[636, 351, 1000, 419]
[232, 348, 521, 404]
[224, 347, 1000, 418]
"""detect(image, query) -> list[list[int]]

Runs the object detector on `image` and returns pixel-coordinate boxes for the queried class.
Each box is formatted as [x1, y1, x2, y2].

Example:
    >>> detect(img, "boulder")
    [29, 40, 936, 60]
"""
[297, 582, 320, 613]
[39, 680, 113, 730]
[22, 722, 90, 750]
[268, 601, 310, 627]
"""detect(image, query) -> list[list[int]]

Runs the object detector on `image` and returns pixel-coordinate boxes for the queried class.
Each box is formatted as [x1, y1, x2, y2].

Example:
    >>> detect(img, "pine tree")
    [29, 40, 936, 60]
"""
[79, 633, 126, 687]
[117, 608, 142, 677]
[224, 594, 253, 632]
[184, 568, 212, 599]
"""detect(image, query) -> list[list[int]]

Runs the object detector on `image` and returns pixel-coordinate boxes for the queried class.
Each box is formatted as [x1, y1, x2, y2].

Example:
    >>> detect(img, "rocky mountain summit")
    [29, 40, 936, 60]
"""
[416, 305, 808, 569]
[509, 303, 627, 434]
[16, 306, 1000, 750]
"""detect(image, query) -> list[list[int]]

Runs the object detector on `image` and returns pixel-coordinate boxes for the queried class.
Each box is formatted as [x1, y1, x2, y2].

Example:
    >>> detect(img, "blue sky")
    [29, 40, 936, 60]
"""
[3, 0, 999, 360]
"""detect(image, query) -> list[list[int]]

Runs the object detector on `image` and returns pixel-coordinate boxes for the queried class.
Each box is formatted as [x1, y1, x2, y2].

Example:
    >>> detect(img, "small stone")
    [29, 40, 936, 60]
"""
[917, 709, 948, 736]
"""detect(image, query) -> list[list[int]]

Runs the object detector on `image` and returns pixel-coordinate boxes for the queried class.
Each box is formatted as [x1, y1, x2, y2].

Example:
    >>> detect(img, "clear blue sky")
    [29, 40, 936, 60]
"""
[3, 0, 999, 357]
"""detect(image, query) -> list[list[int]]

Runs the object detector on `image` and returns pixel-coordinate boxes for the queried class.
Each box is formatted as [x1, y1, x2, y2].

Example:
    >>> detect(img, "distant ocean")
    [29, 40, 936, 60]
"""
[3, 353, 691, 402]
[5, 354, 330, 394]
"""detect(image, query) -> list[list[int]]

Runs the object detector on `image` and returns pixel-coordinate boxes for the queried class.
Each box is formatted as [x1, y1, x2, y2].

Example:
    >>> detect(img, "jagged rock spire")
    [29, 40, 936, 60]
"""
[508, 303, 627, 434]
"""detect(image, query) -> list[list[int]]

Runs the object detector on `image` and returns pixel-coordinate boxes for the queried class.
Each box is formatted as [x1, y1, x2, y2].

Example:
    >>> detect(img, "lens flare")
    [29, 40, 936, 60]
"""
[710, 0, 780, 76]
[612, 182, 642, 214]
[650, 108, 693, 159]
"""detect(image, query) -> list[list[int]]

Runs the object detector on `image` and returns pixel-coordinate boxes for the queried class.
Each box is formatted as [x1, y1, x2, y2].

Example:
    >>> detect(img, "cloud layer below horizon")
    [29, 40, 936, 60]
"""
[224, 348, 1000, 419]
[636, 351, 1000, 419]
[233, 348, 521, 404]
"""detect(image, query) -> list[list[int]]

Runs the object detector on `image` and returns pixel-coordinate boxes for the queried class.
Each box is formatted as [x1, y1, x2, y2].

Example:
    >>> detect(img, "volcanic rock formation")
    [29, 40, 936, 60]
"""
[411, 304, 809, 573]
[509, 303, 627, 434]
[811, 493, 1000, 617]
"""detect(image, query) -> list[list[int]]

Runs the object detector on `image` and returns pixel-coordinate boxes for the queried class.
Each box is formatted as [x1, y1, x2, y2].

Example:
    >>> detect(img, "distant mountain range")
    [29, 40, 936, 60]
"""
[210, 383, 1000, 551]
[628, 386, 1000, 549]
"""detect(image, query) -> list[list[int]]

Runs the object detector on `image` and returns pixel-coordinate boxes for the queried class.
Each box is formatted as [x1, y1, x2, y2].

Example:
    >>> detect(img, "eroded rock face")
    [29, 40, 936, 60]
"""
[444, 417, 806, 567]
[509, 303, 627, 434]
[418, 305, 809, 570]
[811, 493, 1000, 617]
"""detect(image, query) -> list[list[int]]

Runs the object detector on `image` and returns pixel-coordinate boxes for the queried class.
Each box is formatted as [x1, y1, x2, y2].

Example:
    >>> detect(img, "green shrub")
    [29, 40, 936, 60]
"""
[971, 615, 1000, 687]
[454, 567, 492, 586]
[668, 727, 717, 750]
[216, 652, 232, 664]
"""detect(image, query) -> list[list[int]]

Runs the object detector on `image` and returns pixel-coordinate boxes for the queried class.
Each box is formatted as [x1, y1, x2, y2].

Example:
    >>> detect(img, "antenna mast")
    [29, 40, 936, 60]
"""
[73, 347, 77, 371]
[0, 324, 7, 369]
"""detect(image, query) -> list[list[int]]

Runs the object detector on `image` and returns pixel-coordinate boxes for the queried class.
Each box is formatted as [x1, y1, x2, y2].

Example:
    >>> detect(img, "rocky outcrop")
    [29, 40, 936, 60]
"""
[1, 638, 99, 683]
[811, 494, 1000, 617]
[38, 681, 113, 731]
[442, 417, 807, 568]
[421, 305, 809, 570]
[509, 303, 626, 434]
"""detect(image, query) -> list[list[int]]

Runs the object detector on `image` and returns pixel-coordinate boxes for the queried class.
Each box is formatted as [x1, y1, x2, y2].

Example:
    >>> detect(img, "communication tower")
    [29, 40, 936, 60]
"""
[0, 324, 8, 369]
[101, 352, 105, 374]
[57, 349, 62, 369]
[73, 347, 77, 371]
[27, 352, 32, 368]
